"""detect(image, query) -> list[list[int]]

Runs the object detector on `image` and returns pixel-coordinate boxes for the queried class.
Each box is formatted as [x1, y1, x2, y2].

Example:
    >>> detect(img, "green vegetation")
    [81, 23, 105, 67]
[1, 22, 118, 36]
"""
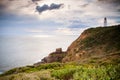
[80, 25, 120, 50]
[0, 62, 120, 80]
[51, 63, 120, 80]
[0, 62, 62, 76]
[0, 70, 55, 80]
[72, 64, 120, 80]
[36, 62, 62, 70]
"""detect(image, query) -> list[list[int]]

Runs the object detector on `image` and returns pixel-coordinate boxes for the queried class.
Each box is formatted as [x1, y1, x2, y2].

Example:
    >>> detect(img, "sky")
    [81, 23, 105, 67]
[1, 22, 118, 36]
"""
[0, 0, 120, 36]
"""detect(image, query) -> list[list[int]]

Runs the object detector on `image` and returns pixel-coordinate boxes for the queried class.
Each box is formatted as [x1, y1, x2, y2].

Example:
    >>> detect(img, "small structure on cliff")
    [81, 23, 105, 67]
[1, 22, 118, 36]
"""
[104, 17, 107, 27]
[56, 48, 62, 53]
[34, 48, 66, 66]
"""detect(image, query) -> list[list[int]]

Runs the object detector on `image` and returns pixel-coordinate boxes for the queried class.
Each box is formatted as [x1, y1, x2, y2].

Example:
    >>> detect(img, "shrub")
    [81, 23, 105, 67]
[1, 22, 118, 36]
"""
[51, 64, 120, 80]
[36, 62, 62, 70]
[51, 68, 76, 80]
[73, 64, 120, 80]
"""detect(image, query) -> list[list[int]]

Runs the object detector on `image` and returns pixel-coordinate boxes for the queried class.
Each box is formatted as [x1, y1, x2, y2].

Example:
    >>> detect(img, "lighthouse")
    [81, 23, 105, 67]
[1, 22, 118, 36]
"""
[104, 17, 107, 27]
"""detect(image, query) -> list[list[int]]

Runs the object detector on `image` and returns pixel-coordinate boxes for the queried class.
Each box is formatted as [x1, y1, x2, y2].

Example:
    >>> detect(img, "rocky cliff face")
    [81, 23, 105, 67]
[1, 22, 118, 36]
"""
[41, 51, 66, 63]
[62, 25, 120, 63]
[35, 25, 120, 65]
[34, 48, 66, 66]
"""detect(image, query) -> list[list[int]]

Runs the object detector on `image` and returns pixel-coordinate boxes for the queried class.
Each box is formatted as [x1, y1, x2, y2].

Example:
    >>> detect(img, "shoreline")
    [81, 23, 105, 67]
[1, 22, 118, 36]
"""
[0, 71, 3, 75]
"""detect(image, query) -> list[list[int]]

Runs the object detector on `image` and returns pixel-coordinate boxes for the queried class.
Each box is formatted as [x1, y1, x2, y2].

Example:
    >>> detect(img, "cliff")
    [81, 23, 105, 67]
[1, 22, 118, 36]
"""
[62, 25, 120, 63]
[35, 25, 120, 64]
[35, 24, 120, 65]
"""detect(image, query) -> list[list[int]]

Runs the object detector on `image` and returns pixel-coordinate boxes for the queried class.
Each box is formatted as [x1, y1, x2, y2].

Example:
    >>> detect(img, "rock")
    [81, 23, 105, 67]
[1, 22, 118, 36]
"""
[34, 48, 66, 66]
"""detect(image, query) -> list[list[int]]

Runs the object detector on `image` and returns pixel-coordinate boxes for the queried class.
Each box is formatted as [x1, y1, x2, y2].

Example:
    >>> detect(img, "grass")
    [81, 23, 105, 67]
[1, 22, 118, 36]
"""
[80, 26, 120, 50]
[0, 62, 120, 80]
[0, 70, 55, 80]
[36, 62, 62, 70]
[0, 62, 62, 76]
[51, 63, 120, 80]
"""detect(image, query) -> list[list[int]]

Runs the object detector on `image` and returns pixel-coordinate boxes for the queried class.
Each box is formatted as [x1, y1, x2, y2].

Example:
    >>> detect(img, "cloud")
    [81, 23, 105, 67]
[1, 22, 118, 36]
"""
[36, 4, 49, 13]
[32, 34, 53, 38]
[32, 0, 42, 4]
[0, 0, 11, 15]
[98, 0, 120, 4]
[0, 3, 5, 13]
[25, 28, 43, 33]
[9, 0, 14, 1]
[97, 0, 120, 11]
[32, 0, 41, 2]
[55, 28, 73, 35]
[36, 3, 63, 13]
[54, 27, 87, 36]
[0, 0, 120, 30]
[49, 3, 63, 10]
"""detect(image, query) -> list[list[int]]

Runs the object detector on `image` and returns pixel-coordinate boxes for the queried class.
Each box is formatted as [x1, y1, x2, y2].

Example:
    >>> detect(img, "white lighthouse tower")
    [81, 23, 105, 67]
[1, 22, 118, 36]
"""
[104, 17, 107, 27]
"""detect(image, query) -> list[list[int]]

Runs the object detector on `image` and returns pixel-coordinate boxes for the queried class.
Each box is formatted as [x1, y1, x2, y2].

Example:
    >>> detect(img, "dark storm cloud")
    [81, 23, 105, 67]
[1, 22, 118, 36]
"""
[36, 3, 63, 13]
[98, 0, 120, 5]
[32, 0, 42, 2]
[36, 4, 49, 13]
[49, 3, 63, 10]
[9, 0, 14, 1]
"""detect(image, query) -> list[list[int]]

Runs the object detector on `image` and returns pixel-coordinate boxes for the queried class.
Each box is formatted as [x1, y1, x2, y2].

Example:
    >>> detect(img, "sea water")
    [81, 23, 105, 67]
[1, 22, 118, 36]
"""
[0, 35, 78, 72]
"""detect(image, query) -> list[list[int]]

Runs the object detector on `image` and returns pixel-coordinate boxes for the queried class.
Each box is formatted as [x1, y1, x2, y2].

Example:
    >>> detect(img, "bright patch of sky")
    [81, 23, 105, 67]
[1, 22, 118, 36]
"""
[0, 0, 120, 36]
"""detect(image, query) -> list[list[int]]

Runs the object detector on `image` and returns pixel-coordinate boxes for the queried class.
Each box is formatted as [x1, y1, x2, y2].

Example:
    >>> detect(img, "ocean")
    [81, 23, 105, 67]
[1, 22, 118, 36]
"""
[0, 35, 78, 73]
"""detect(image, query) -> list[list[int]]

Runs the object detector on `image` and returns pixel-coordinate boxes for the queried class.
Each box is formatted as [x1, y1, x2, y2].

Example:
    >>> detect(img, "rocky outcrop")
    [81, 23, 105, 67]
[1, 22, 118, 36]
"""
[34, 48, 66, 66]
[42, 48, 66, 63]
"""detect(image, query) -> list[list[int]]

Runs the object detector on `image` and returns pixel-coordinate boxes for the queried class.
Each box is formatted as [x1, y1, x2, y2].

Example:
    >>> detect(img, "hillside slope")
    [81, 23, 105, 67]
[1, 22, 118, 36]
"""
[62, 25, 120, 63]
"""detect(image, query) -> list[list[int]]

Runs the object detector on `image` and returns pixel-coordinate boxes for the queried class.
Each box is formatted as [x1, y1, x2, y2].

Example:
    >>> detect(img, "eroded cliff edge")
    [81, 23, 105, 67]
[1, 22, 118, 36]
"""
[36, 25, 120, 65]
